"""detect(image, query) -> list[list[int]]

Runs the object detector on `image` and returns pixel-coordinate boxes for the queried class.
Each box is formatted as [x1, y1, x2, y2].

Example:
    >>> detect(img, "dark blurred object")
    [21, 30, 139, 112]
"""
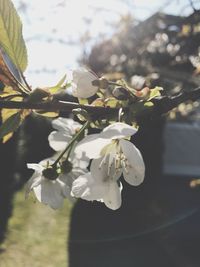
[69, 117, 200, 267]
[0, 136, 17, 244]
[69, 9, 200, 267]
[0, 114, 54, 245]
[0, 88, 78, 245]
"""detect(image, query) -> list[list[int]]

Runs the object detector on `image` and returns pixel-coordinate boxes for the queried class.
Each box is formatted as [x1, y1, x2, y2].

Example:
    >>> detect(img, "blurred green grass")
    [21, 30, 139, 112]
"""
[0, 189, 72, 267]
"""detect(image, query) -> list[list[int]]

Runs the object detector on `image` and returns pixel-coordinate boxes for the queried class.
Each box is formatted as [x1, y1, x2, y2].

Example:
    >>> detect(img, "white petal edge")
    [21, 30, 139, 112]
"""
[27, 163, 44, 172]
[103, 181, 122, 210]
[52, 117, 81, 134]
[48, 131, 72, 151]
[101, 122, 138, 139]
[120, 139, 145, 186]
[25, 174, 42, 199]
[71, 172, 107, 201]
[74, 134, 111, 159]
[33, 179, 65, 209]
[71, 69, 98, 98]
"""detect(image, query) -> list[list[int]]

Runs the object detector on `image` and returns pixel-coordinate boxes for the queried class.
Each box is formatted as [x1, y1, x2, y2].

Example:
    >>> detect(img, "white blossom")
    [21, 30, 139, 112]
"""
[25, 159, 70, 209]
[48, 117, 81, 152]
[71, 156, 123, 210]
[71, 68, 99, 98]
[75, 122, 145, 186]
[25, 145, 90, 209]
[59, 150, 90, 196]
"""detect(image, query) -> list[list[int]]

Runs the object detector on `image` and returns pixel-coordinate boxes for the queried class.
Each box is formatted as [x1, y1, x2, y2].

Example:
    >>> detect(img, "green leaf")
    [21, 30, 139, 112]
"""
[0, 111, 21, 140]
[0, 0, 28, 72]
[144, 101, 154, 107]
[105, 97, 119, 108]
[48, 75, 67, 94]
[148, 87, 163, 101]
[78, 98, 89, 105]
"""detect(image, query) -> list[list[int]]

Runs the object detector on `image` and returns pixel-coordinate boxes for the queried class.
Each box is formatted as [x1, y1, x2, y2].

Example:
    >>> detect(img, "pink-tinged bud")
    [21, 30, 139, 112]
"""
[135, 87, 150, 99]
[92, 78, 109, 89]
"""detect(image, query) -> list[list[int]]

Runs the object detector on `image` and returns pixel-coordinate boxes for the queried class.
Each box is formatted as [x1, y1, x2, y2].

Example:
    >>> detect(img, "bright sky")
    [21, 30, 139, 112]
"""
[12, 0, 200, 88]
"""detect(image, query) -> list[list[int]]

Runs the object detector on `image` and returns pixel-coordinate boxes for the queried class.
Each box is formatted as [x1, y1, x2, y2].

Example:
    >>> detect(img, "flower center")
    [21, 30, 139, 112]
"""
[42, 166, 59, 180]
[115, 147, 131, 175]
[98, 143, 130, 181]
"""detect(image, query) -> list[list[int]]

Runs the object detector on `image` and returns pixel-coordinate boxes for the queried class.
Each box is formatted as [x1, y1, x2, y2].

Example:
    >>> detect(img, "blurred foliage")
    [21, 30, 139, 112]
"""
[0, 189, 72, 267]
[81, 10, 200, 120]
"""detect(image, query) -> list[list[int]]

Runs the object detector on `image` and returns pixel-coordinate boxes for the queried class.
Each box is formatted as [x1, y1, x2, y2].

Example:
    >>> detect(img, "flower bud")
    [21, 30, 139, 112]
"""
[42, 166, 59, 180]
[112, 87, 129, 100]
[92, 78, 109, 89]
[71, 69, 99, 98]
[135, 87, 150, 100]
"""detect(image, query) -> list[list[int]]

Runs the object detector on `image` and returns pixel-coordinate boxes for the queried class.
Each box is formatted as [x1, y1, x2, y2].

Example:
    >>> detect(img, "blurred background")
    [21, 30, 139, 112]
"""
[1, 0, 200, 266]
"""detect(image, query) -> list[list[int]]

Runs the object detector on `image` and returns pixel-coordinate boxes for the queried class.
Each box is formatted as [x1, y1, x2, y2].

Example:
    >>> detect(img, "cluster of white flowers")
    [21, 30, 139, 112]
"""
[26, 118, 89, 209]
[25, 69, 145, 210]
[72, 123, 145, 210]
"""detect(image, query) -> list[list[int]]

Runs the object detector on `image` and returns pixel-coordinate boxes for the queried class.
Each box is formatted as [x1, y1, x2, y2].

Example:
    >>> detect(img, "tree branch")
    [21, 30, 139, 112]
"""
[0, 99, 117, 118]
[0, 87, 200, 120]
[152, 86, 200, 115]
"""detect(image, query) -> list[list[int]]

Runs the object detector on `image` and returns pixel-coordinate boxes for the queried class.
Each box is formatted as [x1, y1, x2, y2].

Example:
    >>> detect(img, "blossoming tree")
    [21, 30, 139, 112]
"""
[0, 0, 200, 213]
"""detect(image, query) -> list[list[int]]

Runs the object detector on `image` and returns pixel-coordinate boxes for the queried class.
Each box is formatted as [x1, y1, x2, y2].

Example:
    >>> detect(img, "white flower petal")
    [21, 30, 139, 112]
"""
[27, 163, 44, 172]
[120, 139, 145, 186]
[103, 181, 122, 210]
[71, 68, 98, 98]
[39, 157, 55, 166]
[70, 149, 90, 169]
[48, 131, 72, 151]
[59, 173, 73, 188]
[74, 134, 111, 159]
[72, 157, 123, 209]
[71, 173, 107, 201]
[102, 122, 138, 139]
[33, 179, 65, 209]
[52, 117, 81, 135]
[59, 168, 87, 189]
[57, 177, 72, 200]
[25, 173, 42, 199]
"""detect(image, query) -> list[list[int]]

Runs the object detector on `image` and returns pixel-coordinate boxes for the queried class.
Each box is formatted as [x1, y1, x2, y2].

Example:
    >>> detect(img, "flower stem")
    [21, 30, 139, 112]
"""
[52, 120, 90, 167]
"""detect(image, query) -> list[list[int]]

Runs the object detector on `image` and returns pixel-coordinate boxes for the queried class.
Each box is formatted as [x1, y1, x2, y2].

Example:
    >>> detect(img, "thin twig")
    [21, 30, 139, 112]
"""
[152, 87, 200, 115]
[0, 87, 200, 120]
[0, 99, 117, 118]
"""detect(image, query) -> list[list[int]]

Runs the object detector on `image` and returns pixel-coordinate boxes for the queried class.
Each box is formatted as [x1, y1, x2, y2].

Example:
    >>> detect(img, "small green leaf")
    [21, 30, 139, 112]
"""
[78, 98, 89, 105]
[0, 0, 28, 71]
[144, 101, 154, 107]
[105, 97, 119, 108]
[0, 111, 21, 140]
[34, 110, 59, 118]
[48, 75, 68, 94]
[148, 87, 163, 101]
